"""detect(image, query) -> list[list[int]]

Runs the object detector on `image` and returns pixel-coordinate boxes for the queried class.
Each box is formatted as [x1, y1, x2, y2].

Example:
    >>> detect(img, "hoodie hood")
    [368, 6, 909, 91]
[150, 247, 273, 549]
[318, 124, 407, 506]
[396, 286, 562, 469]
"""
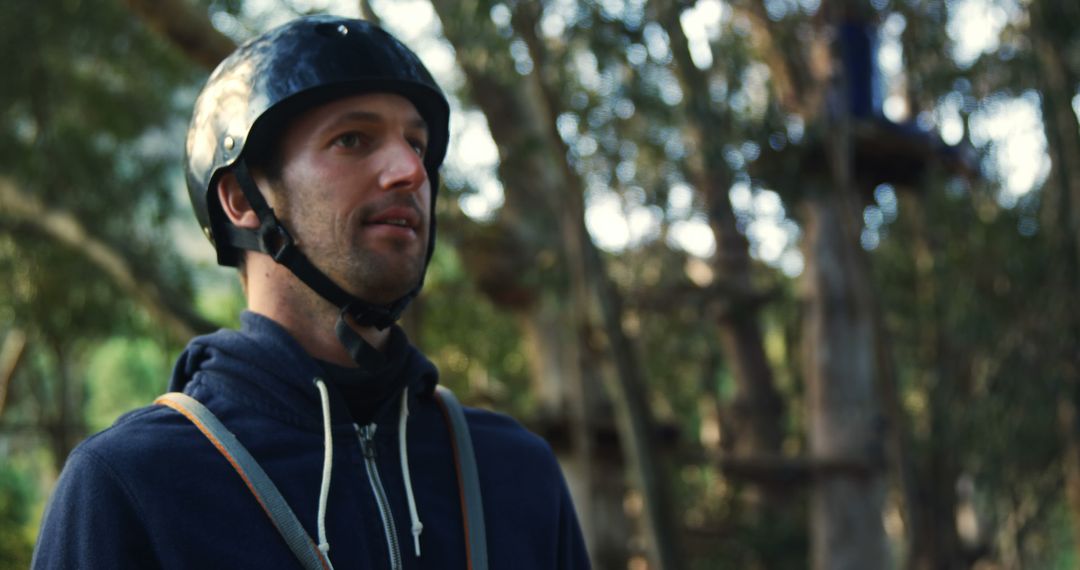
[169, 310, 439, 432]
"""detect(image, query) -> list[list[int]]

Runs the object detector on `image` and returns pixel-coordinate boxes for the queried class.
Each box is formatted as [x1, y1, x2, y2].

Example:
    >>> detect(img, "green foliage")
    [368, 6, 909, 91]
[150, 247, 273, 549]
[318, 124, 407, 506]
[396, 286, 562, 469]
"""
[194, 277, 246, 331]
[418, 244, 533, 416]
[1040, 503, 1079, 570]
[0, 0, 206, 562]
[872, 172, 1071, 562]
[84, 337, 172, 432]
[0, 461, 36, 569]
[2, 1, 1079, 568]
[0, 0, 202, 342]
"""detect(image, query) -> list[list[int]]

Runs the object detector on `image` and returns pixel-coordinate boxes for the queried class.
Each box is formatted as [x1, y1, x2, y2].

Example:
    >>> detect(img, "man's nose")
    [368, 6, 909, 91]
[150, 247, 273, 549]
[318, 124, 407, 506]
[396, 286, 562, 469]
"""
[378, 138, 427, 191]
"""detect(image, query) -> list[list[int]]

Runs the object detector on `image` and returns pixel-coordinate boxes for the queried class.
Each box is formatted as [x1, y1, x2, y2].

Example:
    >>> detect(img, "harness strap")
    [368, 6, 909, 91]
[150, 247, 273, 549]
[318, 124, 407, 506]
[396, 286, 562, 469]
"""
[156, 387, 488, 570]
[155, 392, 331, 570]
[434, 386, 489, 570]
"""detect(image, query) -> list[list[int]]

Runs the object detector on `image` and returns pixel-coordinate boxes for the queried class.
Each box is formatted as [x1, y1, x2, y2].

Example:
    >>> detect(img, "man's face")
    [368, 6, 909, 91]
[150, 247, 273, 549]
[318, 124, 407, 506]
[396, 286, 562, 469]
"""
[263, 93, 432, 305]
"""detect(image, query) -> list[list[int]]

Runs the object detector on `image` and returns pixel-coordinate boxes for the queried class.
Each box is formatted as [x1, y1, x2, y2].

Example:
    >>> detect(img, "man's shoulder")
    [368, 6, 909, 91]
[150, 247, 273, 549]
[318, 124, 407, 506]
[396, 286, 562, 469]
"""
[71, 399, 218, 474]
[457, 404, 565, 479]
[43, 401, 213, 523]
[461, 405, 548, 447]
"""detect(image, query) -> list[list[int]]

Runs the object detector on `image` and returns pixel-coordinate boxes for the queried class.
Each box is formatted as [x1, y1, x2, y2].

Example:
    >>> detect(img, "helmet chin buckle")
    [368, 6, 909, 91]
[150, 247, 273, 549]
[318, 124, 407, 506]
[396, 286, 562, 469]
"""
[258, 221, 297, 264]
[342, 302, 396, 331]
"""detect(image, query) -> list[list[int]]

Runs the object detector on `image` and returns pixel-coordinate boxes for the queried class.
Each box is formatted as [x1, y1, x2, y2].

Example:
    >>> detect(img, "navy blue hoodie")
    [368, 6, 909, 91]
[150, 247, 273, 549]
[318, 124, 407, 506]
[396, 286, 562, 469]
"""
[32, 312, 590, 569]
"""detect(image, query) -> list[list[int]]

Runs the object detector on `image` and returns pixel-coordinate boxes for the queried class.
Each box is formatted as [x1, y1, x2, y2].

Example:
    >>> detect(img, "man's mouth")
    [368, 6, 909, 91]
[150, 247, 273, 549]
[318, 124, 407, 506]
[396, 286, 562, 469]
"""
[364, 206, 422, 231]
[367, 207, 416, 226]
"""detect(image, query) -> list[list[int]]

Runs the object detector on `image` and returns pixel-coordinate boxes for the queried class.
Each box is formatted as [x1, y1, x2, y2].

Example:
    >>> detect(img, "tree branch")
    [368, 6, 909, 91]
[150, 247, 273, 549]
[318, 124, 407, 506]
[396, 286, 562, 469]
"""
[0, 178, 217, 343]
[358, 0, 383, 26]
[124, 0, 237, 70]
[0, 329, 27, 417]
[692, 450, 882, 484]
[728, 0, 830, 120]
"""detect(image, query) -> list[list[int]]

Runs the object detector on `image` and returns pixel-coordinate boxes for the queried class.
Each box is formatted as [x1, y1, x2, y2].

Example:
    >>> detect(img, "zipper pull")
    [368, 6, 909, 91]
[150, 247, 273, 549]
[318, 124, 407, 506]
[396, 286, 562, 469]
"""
[357, 423, 378, 459]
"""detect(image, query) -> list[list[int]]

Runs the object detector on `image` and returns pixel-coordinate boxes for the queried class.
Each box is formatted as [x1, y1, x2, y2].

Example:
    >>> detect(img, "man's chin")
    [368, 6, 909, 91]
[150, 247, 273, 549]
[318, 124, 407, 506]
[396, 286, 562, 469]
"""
[347, 272, 424, 306]
[335, 251, 426, 302]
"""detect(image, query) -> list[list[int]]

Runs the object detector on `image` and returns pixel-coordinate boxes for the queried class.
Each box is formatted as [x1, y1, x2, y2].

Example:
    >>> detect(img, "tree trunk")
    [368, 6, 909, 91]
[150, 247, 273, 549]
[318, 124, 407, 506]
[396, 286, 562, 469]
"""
[1030, 1, 1080, 266]
[429, 3, 684, 567]
[424, 1, 620, 564]
[801, 191, 889, 570]
[511, 4, 683, 567]
[874, 275, 919, 570]
[656, 0, 785, 459]
[904, 198, 965, 570]
[1029, 1, 1080, 553]
[43, 340, 85, 472]
[517, 303, 632, 569]
[733, 1, 890, 566]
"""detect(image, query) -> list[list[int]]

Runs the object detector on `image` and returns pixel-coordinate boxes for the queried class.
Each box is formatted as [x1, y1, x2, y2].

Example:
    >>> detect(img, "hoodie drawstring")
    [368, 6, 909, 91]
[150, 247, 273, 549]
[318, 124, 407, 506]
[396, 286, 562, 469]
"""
[399, 386, 424, 557]
[314, 378, 335, 569]
[314, 378, 423, 561]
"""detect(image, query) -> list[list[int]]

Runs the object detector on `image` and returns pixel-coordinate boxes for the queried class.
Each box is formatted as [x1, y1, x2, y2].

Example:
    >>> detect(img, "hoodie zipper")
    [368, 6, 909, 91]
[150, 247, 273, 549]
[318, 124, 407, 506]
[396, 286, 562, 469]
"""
[357, 423, 403, 570]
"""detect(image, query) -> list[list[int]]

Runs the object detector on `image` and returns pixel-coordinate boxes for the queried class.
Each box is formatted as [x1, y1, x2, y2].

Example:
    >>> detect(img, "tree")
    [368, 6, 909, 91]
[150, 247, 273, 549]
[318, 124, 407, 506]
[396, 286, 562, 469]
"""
[0, 0, 213, 476]
[7, 1, 1080, 568]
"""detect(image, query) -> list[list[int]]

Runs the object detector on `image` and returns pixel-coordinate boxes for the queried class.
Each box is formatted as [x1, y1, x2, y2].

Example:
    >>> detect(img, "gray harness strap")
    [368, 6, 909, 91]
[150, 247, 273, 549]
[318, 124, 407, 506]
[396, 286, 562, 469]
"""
[155, 392, 330, 570]
[156, 386, 487, 570]
[434, 386, 489, 570]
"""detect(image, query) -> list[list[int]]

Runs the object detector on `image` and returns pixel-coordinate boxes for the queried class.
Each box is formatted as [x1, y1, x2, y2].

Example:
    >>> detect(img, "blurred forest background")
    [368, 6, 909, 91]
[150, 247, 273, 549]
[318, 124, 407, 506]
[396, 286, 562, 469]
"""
[1, 0, 1078, 568]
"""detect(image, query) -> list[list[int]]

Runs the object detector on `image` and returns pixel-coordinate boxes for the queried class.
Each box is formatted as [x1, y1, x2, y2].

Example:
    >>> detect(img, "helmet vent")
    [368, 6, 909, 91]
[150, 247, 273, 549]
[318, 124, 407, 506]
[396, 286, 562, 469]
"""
[314, 22, 350, 37]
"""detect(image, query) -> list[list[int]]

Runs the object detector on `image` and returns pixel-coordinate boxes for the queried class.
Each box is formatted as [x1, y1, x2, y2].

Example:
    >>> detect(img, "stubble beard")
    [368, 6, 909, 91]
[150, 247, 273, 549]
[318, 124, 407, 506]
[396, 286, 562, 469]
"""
[274, 182, 428, 309]
[340, 238, 427, 304]
[340, 194, 429, 304]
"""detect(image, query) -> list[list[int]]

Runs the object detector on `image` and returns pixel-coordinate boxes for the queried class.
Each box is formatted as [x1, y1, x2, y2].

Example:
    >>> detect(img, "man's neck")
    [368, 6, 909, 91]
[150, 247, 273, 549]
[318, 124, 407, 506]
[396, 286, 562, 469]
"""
[244, 260, 390, 366]
[265, 307, 390, 367]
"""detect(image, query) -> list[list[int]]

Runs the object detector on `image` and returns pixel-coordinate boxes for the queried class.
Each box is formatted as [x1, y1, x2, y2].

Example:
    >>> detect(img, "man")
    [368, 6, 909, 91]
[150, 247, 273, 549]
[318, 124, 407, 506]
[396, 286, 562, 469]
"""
[33, 15, 589, 569]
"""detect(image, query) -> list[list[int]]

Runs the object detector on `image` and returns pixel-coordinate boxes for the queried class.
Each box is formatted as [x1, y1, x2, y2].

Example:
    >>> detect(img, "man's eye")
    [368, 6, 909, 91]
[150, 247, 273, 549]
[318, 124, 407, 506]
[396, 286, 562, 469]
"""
[334, 132, 365, 148]
[409, 139, 427, 158]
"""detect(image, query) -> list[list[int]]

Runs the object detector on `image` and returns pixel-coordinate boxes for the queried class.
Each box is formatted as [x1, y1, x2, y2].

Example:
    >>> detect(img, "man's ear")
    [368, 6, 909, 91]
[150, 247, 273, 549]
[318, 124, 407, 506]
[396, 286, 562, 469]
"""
[216, 171, 260, 230]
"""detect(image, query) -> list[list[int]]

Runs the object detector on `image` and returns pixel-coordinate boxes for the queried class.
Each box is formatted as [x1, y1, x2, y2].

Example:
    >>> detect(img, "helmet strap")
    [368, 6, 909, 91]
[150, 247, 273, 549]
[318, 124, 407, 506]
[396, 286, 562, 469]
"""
[227, 160, 414, 330]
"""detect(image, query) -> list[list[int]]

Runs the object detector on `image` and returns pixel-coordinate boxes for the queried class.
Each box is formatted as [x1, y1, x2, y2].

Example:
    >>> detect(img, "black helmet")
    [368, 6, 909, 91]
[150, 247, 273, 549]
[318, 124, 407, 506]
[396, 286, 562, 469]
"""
[184, 15, 450, 330]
